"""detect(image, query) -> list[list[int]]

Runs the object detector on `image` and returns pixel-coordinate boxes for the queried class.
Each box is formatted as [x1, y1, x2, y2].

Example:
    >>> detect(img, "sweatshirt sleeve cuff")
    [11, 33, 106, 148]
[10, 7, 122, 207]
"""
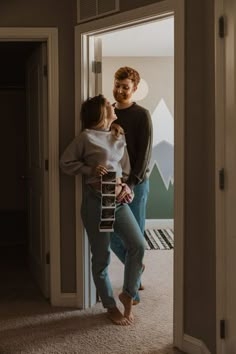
[80, 166, 93, 176]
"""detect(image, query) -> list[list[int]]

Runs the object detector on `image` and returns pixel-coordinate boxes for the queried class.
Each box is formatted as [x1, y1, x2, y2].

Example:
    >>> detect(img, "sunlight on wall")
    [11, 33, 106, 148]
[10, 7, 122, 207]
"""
[132, 78, 149, 101]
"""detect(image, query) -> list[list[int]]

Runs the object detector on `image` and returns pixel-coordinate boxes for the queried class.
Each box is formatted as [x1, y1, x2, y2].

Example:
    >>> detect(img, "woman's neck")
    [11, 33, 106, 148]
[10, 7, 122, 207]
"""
[91, 121, 110, 131]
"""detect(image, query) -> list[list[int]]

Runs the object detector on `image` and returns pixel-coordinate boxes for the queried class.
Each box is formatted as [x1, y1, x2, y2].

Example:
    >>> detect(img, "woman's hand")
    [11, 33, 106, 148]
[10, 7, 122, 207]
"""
[116, 183, 134, 204]
[93, 165, 108, 177]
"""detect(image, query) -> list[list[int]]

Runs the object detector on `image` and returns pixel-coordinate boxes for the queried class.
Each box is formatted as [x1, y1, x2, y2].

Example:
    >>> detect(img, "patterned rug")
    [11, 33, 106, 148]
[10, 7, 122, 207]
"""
[144, 228, 174, 250]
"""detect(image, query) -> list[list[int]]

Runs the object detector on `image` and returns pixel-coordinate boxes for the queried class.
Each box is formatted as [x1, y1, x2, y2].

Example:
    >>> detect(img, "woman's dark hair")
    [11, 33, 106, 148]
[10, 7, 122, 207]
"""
[80, 94, 106, 129]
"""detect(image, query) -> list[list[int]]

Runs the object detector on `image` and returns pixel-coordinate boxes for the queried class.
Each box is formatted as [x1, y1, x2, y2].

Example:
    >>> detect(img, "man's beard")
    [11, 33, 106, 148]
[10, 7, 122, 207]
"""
[113, 91, 129, 102]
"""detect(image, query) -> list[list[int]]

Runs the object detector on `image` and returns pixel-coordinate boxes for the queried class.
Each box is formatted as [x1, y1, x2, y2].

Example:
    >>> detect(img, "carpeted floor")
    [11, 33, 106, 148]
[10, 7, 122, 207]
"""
[0, 246, 174, 354]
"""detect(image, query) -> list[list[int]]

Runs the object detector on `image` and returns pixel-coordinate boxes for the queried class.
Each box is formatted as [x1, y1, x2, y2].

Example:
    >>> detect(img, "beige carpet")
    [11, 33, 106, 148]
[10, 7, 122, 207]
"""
[0, 246, 173, 354]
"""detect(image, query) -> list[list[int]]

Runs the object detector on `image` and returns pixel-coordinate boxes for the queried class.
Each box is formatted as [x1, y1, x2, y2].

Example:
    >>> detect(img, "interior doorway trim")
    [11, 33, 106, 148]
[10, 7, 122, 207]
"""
[75, 0, 185, 349]
[0, 28, 61, 306]
[215, 1, 226, 353]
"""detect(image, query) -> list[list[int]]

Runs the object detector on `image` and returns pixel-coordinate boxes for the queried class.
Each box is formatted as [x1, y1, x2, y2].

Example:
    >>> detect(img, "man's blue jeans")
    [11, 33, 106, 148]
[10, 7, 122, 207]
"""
[110, 179, 149, 301]
[81, 184, 145, 309]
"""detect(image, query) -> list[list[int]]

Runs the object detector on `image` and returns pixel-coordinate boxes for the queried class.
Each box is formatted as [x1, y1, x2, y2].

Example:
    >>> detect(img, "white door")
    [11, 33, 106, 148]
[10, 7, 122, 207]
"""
[26, 42, 49, 298]
[224, 0, 236, 351]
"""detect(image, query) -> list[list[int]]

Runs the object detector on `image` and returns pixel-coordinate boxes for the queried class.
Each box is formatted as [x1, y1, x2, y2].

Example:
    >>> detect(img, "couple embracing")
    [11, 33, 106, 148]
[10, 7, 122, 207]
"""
[60, 67, 153, 325]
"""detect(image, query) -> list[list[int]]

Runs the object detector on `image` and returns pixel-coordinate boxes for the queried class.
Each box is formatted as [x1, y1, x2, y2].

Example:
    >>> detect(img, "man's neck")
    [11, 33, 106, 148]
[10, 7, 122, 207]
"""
[115, 101, 134, 110]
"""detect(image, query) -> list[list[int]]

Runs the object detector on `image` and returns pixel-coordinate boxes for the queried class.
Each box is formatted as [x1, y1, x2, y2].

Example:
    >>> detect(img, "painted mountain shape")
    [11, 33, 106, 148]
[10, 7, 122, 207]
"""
[148, 140, 174, 188]
[151, 98, 174, 146]
[146, 163, 174, 219]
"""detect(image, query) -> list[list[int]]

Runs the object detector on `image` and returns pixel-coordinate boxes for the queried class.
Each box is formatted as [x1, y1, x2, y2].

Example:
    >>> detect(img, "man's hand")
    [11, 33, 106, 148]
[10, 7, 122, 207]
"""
[116, 183, 134, 204]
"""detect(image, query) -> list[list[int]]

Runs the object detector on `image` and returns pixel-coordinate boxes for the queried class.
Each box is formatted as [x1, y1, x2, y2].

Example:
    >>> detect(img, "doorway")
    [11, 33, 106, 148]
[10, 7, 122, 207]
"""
[97, 14, 174, 343]
[0, 41, 50, 300]
[75, 0, 185, 349]
[0, 28, 60, 306]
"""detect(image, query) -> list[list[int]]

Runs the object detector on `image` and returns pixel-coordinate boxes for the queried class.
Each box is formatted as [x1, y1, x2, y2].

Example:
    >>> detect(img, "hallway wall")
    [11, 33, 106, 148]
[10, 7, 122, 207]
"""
[0, 0, 77, 292]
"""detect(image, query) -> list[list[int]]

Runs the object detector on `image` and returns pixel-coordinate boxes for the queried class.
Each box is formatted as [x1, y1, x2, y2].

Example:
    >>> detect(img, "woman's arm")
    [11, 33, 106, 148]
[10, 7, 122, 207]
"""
[60, 135, 92, 176]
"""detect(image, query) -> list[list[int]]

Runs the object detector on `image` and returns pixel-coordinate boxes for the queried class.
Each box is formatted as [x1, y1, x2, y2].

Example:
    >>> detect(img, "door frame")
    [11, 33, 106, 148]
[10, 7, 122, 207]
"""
[75, 0, 185, 349]
[214, 0, 225, 353]
[0, 28, 61, 306]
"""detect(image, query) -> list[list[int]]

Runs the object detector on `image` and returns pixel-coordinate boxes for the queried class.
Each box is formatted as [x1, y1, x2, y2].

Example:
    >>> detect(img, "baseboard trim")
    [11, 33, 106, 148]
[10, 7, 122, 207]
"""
[182, 334, 211, 354]
[145, 219, 174, 229]
[52, 293, 77, 307]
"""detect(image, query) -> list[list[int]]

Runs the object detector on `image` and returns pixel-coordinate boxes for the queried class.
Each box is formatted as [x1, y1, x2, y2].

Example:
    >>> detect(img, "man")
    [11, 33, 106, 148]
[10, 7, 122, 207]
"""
[111, 66, 153, 303]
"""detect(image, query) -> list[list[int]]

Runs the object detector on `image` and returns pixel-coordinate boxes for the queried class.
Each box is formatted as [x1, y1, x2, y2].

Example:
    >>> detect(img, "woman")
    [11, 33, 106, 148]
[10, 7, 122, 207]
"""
[60, 95, 145, 326]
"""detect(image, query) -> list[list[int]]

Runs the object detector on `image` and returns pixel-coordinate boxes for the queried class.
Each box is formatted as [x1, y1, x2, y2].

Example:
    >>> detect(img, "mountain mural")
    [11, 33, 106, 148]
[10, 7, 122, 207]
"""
[146, 98, 174, 220]
[148, 140, 174, 187]
[146, 140, 174, 219]
[151, 98, 174, 146]
[146, 163, 174, 219]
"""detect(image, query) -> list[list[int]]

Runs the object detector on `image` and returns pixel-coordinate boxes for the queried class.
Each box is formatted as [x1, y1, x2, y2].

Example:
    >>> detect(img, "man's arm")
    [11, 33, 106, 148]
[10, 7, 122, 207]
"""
[127, 109, 153, 189]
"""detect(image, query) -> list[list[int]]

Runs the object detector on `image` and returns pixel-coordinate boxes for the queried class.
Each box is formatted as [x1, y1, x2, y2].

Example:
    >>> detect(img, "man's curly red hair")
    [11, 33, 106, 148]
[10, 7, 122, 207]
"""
[114, 66, 140, 87]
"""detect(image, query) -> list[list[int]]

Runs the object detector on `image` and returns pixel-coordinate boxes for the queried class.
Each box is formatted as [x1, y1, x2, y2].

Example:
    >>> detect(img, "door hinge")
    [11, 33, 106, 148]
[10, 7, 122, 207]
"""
[43, 65, 48, 77]
[45, 159, 49, 171]
[92, 61, 102, 74]
[220, 319, 226, 339]
[46, 252, 50, 265]
[219, 168, 225, 190]
[219, 16, 225, 38]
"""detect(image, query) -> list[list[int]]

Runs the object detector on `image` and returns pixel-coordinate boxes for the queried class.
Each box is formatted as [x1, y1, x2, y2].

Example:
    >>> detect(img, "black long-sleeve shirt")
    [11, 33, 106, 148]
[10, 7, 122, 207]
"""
[114, 102, 153, 189]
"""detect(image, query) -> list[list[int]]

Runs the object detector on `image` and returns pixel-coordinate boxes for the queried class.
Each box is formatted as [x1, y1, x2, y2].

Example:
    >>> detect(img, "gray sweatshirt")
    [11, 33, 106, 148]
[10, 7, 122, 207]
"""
[60, 128, 130, 184]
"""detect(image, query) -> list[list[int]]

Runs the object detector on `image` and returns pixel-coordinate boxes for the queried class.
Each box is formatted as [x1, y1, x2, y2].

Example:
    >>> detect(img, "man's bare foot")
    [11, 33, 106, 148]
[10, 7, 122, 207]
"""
[132, 298, 140, 305]
[107, 307, 132, 325]
[119, 292, 134, 322]
[139, 283, 144, 290]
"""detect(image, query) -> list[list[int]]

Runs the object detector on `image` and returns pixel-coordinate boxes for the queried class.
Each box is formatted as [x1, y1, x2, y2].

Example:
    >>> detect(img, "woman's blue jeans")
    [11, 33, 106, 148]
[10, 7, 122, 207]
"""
[81, 184, 145, 309]
[110, 179, 149, 302]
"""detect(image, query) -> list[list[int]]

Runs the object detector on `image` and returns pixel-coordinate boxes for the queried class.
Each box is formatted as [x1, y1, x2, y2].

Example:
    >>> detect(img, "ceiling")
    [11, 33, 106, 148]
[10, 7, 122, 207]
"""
[98, 16, 174, 57]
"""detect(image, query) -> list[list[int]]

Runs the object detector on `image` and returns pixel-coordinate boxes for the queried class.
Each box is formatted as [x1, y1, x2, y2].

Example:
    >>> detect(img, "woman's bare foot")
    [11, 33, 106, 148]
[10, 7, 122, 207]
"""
[119, 292, 134, 322]
[107, 307, 132, 325]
